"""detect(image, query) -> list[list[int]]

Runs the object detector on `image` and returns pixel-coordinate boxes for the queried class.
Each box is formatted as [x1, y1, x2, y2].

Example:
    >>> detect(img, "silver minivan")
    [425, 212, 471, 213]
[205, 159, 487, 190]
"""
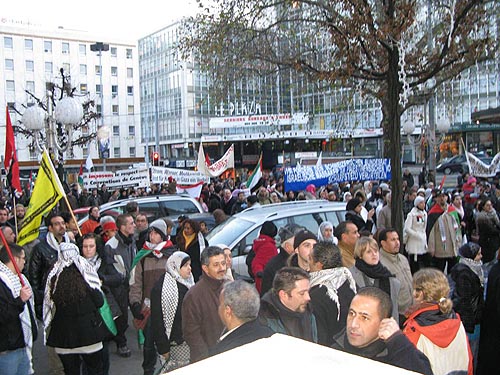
[207, 200, 346, 276]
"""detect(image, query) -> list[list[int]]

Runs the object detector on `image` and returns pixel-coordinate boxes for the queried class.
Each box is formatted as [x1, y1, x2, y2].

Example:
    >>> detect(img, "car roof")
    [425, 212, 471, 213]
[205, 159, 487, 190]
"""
[235, 199, 346, 221]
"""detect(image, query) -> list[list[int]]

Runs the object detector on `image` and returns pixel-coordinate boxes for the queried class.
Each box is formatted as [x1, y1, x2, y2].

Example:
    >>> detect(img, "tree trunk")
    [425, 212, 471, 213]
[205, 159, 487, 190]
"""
[382, 47, 403, 240]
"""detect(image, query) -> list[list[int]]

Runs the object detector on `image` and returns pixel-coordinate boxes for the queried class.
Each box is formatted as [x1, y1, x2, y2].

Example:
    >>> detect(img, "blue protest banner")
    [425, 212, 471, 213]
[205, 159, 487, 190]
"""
[284, 159, 392, 192]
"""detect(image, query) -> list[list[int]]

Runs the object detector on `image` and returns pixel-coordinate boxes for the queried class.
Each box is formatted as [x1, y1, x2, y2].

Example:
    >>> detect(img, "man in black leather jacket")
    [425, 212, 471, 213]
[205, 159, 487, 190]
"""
[28, 212, 70, 319]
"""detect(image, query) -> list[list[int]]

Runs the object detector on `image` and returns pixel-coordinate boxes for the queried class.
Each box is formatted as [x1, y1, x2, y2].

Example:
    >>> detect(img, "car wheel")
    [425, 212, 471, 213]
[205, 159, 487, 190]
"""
[444, 167, 452, 175]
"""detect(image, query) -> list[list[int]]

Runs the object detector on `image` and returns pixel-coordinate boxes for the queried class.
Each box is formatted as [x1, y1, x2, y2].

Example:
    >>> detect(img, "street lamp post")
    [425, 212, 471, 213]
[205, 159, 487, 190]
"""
[22, 83, 84, 180]
[90, 42, 110, 171]
[402, 116, 451, 184]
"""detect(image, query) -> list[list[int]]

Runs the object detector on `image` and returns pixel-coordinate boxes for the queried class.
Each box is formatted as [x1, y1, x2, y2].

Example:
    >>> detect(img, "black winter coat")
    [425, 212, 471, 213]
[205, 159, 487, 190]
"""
[449, 262, 484, 333]
[0, 279, 32, 352]
[46, 270, 107, 349]
[477, 262, 500, 375]
[260, 248, 289, 297]
[150, 277, 188, 355]
[211, 319, 274, 356]
[28, 239, 59, 319]
[345, 211, 373, 233]
[310, 280, 355, 346]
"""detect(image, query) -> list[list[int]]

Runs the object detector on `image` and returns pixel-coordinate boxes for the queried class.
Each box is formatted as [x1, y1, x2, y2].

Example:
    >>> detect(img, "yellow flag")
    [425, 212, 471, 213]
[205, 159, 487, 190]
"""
[18, 149, 65, 246]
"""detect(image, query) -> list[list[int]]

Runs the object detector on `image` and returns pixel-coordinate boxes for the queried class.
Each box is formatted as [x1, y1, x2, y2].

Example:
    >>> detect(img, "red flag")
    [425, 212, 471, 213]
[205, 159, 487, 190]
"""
[5, 107, 22, 197]
[205, 152, 211, 166]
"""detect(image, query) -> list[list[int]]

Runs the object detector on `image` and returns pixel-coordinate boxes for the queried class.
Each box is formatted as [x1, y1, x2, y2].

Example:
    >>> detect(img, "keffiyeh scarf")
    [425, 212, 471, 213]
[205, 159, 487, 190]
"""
[161, 252, 194, 339]
[309, 267, 357, 320]
[0, 261, 35, 373]
[43, 243, 102, 343]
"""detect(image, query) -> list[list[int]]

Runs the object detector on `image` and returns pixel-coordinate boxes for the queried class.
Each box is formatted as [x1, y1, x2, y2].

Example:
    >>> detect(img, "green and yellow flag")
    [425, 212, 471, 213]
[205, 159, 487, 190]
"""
[18, 149, 65, 246]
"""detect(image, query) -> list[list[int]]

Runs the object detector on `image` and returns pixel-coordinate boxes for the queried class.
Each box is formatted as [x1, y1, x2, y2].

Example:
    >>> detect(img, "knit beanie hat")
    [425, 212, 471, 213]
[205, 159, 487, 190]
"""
[459, 242, 481, 260]
[102, 221, 118, 232]
[293, 229, 317, 250]
[150, 219, 168, 241]
[346, 197, 362, 212]
[260, 220, 278, 238]
[414, 196, 426, 208]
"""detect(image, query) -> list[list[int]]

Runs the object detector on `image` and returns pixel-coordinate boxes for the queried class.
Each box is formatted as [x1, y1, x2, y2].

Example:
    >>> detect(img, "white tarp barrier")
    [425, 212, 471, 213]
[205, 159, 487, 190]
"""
[167, 334, 420, 375]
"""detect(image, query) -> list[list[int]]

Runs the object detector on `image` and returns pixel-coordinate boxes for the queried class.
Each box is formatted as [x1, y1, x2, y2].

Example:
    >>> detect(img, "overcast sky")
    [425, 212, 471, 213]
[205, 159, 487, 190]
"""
[2, 0, 200, 41]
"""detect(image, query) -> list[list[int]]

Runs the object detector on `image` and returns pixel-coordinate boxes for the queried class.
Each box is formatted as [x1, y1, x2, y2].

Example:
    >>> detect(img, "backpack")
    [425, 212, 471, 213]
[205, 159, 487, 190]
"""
[245, 247, 256, 279]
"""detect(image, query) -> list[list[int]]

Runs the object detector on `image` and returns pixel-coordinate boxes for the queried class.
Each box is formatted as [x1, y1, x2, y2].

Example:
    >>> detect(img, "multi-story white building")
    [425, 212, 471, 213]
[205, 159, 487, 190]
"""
[0, 19, 143, 165]
[139, 17, 499, 171]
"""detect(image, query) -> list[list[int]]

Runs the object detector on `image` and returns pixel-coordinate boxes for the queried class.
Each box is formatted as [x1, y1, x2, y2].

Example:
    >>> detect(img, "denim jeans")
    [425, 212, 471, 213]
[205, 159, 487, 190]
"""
[0, 348, 30, 375]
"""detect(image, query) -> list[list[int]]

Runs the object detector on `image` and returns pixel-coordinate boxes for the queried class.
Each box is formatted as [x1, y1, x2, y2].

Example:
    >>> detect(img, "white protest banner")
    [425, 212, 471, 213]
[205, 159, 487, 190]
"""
[176, 181, 204, 199]
[197, 143, 235, 177]
[150, 166, 210, 185]
[465, 151, 500, 177]
[83, 167, 150, 189]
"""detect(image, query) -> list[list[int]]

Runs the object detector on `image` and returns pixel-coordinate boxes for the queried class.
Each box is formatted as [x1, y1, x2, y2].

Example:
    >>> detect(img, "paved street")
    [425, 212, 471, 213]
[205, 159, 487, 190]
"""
[33, 315, 145, 375]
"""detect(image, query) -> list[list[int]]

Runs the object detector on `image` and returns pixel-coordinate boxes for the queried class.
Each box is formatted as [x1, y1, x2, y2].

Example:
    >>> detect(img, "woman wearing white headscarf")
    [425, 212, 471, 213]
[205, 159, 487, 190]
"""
[151, 251, 194, 372]
[43, 242, 107, 375]
[317, 222, 336, 243]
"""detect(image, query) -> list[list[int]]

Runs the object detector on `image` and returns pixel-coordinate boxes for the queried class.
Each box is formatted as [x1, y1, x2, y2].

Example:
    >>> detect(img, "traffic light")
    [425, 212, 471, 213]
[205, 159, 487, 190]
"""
[152, 152, 160, 166]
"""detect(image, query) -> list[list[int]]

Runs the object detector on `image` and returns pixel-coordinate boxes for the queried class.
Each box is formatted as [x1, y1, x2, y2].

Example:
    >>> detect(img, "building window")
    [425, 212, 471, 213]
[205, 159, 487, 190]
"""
[80, 64, 87, 75]
[127, 86, 133, 95]
[26, 60, 34, 72]
[25, 39, 33, 50]
[95, 65, 101, 75]
[111, 66, 118, 76]
[45, 62, 53, 73]
[128, 126, 135, 136]
[79, 44, 86, 55]
[114, 147, 120, 158]
[83, 147, 89, 158]
[127, 68, 133, 78]
[112, 105, 119, 115]
[26, 81, 35, 92]
[62, 63, 70, 72]
[110, 47, 117, 57]
[129, 147, 136, 157]
[112, 85, 118, 96]
[44, 41, 52, 53]
[6, 59, 14, 70]
[80, 84, 88, 93]
[4, 37, 13, 49]
[62, 42, 70, 54]
[113, 126, 120, 136]
[96, 104, 102, 115]
[96, 84, 102, 94]
[6, 80, 15, 91]
[126, 49, 132, 59]
[128, 105, 134, 115]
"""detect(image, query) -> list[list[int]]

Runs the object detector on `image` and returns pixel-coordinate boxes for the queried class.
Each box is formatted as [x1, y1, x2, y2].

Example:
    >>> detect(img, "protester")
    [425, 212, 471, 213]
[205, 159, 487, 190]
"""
[103, 214, 137, 358]
[0, 244, 36, 375]
[129, 219, 174, 375]
[309, 241, 356, 346]
[259, 267, 317, 342]
[332, 287, 432, 375]
[151, 251, 194, 372]
[403, 268, 472, 375]
[251, 221, 278, 293]
[212, 280, 273, 355]
[404, 195, 429, 273]
[44, 243, 107, 375]
[260, 224, 303, 296]
[349, 236, 400, 323]
[182, 246, 226, 362]
[345, 198, 374, 233]
[80, 206, 100, 235]
[449, 242, 484, 369]
[317, 221, 335, 243]
[176, 219, 208, 282]
[334, 221, 360, 268]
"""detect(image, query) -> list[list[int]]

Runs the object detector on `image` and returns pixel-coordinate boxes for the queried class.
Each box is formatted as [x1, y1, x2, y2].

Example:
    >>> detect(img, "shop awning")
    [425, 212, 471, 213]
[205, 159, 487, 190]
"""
[471, 107, 500, 124]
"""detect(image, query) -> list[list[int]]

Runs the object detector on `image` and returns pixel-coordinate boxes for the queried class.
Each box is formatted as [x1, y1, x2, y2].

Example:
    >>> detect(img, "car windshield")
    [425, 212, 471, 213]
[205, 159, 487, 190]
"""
[206, 216, 255, 246]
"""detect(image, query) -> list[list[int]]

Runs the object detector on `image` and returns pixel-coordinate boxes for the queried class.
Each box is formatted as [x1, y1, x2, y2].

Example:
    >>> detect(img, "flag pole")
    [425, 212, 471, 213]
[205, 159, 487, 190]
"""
[13, 196, 18, 239]
[0, 228, 24, 286]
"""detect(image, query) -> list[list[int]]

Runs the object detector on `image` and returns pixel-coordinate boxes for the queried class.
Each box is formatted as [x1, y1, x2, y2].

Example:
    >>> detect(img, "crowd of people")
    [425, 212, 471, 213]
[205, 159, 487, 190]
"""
[1, 167, 500, 375]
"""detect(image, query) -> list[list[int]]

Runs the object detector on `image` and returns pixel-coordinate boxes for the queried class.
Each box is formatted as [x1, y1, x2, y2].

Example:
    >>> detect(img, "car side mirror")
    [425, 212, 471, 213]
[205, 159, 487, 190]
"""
[244, 244, 253, 255]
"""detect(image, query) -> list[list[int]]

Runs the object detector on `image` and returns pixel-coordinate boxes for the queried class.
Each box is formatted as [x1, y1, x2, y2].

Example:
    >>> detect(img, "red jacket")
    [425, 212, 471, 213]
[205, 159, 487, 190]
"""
[251, 234, 278, 293]
[403, 303, 473, 375]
